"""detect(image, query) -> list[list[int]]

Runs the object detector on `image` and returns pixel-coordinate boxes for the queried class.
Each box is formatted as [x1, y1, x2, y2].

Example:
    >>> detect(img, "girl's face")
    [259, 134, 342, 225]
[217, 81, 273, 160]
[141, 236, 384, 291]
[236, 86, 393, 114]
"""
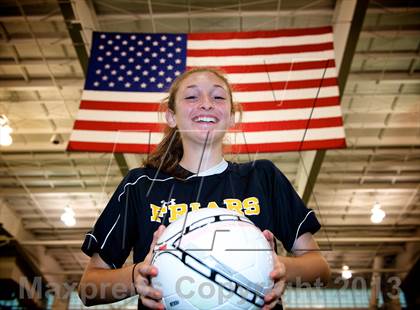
[166, 71, 234, 146]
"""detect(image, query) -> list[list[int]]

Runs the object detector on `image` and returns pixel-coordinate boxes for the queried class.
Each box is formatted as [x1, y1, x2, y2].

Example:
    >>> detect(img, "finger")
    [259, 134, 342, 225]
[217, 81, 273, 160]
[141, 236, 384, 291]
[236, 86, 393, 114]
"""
[138, 264, 159, 279]
[271, 280, 287, 299]
[138, 283, 163, 300]
[264, 280, 285, 304]
[270, 265, 286, 281]
[150, 225, 166, 250]
[145, 225, 166, 263]
[263, 297, 283, 310]
[264, 291, 276, 304]
[262, 229, 275, 250]
[264, 281, 286, 309]
[271, 256, 286, 277]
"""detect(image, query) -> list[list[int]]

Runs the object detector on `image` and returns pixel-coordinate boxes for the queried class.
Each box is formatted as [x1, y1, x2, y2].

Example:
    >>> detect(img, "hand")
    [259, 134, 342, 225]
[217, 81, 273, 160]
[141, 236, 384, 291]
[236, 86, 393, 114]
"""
[262, 229, 286, 310]
[133, 225, 166, 309]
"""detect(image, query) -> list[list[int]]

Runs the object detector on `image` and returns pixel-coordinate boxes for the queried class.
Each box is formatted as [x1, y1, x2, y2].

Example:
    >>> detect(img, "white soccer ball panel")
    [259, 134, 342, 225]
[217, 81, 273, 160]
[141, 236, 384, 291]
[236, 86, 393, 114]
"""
[151, 208, 274, 309]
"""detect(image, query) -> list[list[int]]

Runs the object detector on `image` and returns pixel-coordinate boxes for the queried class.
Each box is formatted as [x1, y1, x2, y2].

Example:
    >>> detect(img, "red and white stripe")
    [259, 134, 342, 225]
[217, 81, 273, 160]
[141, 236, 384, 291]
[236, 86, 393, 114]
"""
[68, 26, 346, 153]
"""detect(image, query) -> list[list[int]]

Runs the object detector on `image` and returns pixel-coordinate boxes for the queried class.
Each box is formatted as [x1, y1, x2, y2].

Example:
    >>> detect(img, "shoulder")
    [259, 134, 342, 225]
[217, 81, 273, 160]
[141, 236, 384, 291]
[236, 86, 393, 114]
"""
[114, 167, 173, 202]
[123, 166, 173, 184]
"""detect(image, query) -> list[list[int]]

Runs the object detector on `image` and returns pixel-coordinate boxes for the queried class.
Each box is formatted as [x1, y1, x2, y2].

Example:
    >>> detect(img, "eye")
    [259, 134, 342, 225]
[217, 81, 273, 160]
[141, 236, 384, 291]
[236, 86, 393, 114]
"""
[214, 96, 225, 100]
[185, 95, 197, 100]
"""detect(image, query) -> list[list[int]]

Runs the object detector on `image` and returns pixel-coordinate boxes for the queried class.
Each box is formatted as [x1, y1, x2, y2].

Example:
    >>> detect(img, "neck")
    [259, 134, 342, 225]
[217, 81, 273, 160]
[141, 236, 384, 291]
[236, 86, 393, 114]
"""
[179, 141, 224, 173]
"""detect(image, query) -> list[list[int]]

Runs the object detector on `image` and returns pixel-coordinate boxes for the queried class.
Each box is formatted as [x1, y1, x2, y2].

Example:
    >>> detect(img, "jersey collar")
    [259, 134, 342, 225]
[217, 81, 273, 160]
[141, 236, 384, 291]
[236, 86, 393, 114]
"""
[196, 159, 228, 177]
[178, 159, 228, 177]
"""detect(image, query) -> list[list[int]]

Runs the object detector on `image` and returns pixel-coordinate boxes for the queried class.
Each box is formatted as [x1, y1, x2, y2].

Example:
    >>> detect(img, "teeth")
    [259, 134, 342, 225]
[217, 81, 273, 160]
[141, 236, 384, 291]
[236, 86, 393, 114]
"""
[194, 116, 216, 123]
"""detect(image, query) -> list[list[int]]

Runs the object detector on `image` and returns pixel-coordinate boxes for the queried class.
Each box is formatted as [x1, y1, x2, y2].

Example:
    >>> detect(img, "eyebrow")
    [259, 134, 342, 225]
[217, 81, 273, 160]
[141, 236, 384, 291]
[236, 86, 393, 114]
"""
[185, 84, 227, 90]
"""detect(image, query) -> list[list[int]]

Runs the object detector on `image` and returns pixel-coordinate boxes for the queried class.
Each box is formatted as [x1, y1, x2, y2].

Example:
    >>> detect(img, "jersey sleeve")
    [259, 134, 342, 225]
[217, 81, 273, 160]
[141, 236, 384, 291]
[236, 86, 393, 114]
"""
[267, 161, 321, 252]
[81, 170, 139, 268]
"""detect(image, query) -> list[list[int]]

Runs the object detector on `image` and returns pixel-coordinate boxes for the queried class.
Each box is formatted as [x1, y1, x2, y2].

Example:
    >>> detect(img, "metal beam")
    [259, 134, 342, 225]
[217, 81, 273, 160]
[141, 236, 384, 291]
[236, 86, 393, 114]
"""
[56, 0, 131, 177]
[0, 58, 79, 66]
[395, 239, 420, 280]
[0, 258, 44, 308]
[2, 28, 419, 45]
[312, 210, 420, 216]
[348, 72, 420, 84]
[344, 136, 420, 147]
[57, 1, 89, 76]
[0, 187, 115, 195]
[296, 0, 401, 204]
[0, 175, 121, 183]
[360, 25, 420, 38]
[314, 183, 419, 190]
[318, 218, 420, 226]
[0, 151, 110, 160]
[70, 0, 99, 52]
[2, 33, 72, 45]
[0, 78, 83, 89]
[354, 51, 420, 60]
[331, 267, 409, 274]
[0, 142, 67, 152]
[0, 201, 66, 286]
[1, 7, 420, 23]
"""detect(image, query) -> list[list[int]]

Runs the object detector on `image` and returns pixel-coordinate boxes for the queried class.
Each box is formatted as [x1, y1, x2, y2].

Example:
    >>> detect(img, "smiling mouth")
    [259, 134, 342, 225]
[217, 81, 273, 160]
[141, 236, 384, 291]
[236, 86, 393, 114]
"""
[192, 116, 218, 124]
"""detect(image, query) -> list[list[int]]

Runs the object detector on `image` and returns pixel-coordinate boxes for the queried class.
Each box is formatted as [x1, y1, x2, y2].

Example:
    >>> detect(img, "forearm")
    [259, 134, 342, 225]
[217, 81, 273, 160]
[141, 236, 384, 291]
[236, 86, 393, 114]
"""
[78, 264, 136, 306]
[278, 252, 330, 284]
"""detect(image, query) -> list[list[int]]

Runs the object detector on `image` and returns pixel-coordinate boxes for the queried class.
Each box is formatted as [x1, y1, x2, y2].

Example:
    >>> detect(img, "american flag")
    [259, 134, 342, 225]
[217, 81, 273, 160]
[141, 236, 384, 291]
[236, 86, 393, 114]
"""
[67, 27, 346, 153]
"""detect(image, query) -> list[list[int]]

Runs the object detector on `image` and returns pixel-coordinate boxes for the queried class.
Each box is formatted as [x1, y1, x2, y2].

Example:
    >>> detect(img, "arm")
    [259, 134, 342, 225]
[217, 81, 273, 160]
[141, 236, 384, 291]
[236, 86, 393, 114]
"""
[78, 253, 136, 306]
[262, 231, 330, 310]
[78, 225, 166, 309]
[281, 232, 330, 283]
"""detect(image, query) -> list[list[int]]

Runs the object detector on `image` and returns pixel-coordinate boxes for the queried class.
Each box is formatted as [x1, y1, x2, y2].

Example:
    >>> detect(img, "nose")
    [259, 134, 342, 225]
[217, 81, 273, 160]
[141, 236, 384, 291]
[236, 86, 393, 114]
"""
[199, 95, 214, 110]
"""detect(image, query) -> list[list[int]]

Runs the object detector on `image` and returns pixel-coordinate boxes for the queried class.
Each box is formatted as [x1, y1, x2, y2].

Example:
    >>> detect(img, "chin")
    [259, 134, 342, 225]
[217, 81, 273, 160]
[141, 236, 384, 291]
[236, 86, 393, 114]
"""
[185, 130, 226, 146]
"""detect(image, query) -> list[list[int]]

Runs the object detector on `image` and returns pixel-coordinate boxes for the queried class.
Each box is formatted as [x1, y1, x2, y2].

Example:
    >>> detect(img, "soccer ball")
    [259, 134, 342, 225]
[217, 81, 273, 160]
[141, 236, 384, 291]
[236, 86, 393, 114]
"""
[151, 208, 274, 309]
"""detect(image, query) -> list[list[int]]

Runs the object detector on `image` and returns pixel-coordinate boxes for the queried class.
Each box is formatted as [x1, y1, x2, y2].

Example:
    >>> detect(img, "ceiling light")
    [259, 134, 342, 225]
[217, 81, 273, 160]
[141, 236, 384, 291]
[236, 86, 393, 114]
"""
[50, 134, 63, 145]
[370, 202, 385, 224]
[0, 115, 13, 146]
[341, 265, 352, 279]
[61, 207, 76, 227]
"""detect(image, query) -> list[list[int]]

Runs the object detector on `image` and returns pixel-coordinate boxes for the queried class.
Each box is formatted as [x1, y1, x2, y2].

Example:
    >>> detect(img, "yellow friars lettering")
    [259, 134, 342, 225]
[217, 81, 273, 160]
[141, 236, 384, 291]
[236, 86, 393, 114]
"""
[243, 197, 260, 215]
[224, 199, 244, 215]
[150, 197, 260, 223]
[168, 203, 188, 222]
[150, 204, 167, 223]
[207, 201, 219, 209]
[189, 202, 201, 211]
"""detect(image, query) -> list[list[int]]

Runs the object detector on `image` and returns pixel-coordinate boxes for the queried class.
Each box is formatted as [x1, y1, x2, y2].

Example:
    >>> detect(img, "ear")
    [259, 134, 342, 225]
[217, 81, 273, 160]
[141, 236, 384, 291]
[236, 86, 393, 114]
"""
[165, 109, 177, 128]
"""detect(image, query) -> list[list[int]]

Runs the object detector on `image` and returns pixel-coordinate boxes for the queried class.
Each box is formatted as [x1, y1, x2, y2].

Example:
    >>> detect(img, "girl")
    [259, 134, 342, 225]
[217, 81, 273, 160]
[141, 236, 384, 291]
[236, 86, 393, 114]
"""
[78, 68, 330, 309]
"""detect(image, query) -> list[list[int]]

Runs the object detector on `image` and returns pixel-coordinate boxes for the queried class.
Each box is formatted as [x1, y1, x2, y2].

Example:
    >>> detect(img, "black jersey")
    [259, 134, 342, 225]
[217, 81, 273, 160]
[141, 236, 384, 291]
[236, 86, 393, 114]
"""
[82, 159, 320, 269]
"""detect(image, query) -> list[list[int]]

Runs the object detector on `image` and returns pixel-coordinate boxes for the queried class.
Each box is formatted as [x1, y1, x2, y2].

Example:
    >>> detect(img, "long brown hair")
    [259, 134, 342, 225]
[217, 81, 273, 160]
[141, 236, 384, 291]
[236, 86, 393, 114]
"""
[143, 67, 238, 177]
